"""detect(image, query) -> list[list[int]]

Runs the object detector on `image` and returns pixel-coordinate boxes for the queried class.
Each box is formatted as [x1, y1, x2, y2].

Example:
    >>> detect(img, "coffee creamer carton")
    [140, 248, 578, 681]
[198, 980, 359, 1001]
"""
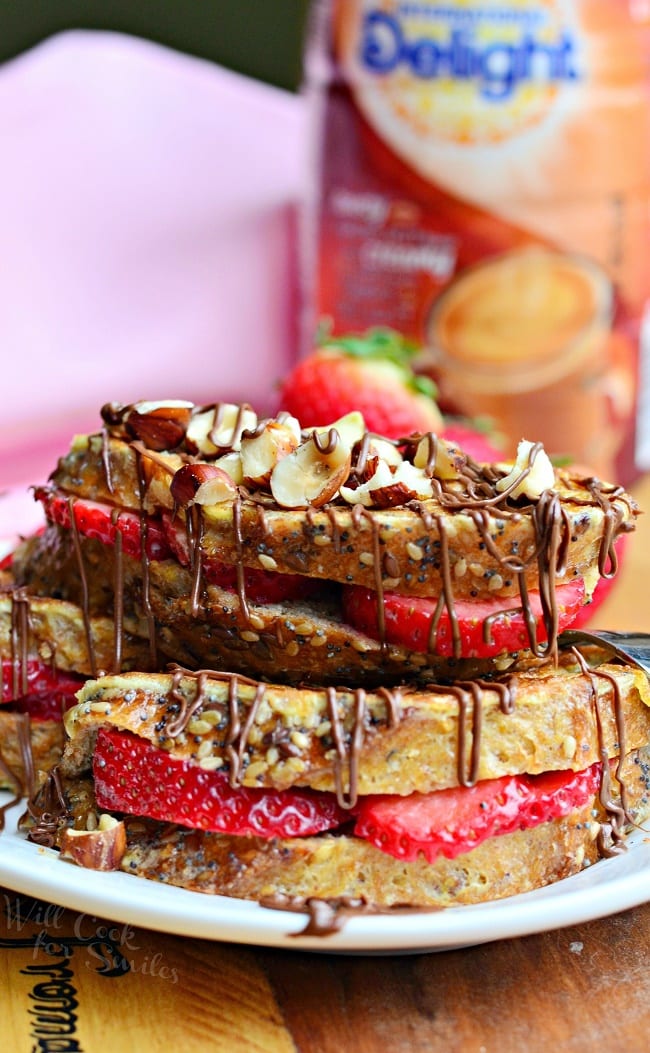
[304, 0, 650, 481]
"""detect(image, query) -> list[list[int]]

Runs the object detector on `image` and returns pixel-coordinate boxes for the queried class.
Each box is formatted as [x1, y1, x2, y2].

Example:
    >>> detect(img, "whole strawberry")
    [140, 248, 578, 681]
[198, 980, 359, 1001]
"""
[278, 329, 443, 439]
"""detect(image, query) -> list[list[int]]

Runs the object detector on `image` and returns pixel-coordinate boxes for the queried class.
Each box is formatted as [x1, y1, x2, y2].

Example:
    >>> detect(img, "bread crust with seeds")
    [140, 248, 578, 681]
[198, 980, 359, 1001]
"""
[12, 527, 521, 684]
[0, 584, 153, 790]
[0, 590, 152, 677]
[49, 433, 637, 601]
[61, 659, 650, 797]
[124, 804, 601, 906]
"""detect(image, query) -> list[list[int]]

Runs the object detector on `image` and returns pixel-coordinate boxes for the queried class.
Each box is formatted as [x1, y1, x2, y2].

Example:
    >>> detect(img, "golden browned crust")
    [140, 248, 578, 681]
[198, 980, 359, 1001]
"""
[11, 529, 120, 620]
[150, 563, 502, 685]
[0, 713, 64, 790]
[61, 659, 650, 796]
[50, 433, 637, 601]
[118, 804, 597, 907]
[0, 585, 156, 795]
[0, 589, 152, 677]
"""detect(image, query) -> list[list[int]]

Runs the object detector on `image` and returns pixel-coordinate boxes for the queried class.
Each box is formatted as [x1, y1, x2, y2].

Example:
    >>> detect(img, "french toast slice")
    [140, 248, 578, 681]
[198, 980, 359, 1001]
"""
[14, 525, 523, 684]
[0, 588, 150, 678]
[33, 655, 650, 908]
[49, 429, 636, 602]
[14, 399, 638, 684]
[112, 750, 650, 907]
[60, 654, 650, 797]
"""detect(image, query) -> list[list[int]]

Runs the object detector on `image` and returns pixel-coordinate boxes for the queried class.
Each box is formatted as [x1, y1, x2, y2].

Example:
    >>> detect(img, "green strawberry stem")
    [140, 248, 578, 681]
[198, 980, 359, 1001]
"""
[315, 324, 438, 400]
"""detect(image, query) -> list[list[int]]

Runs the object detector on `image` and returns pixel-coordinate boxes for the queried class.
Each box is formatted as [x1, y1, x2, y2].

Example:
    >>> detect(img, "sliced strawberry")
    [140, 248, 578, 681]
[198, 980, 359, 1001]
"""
[278, 331, 444, 440]
[1, 658, 84, 721]
[342, 578, 585, 658]
[162, 514, 321, 604]
[8, 690, 80, 722]
[93, 727, 349, 838]
[354, 764, 600, 863]
[38, 490, 171, 562]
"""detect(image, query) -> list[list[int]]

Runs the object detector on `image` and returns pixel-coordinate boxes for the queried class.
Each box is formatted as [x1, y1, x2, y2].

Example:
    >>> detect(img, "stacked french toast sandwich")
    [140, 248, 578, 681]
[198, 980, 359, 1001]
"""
[3, 398, 650, 912]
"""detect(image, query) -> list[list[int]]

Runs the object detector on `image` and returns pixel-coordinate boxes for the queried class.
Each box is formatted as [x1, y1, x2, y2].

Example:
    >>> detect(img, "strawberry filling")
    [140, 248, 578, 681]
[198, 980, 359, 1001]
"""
[39, 490, 171, 562]
[1, 658, 84, 722]
[341, 579, 586, 658]
[353, 765, 600, 863]
[94, 728, 348, 838]
[93, 727, 600, 862]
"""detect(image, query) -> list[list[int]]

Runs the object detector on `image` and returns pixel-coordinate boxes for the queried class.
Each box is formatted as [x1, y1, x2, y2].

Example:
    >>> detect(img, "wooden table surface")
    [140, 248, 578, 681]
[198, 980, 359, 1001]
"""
[3, 476, 650, 1053]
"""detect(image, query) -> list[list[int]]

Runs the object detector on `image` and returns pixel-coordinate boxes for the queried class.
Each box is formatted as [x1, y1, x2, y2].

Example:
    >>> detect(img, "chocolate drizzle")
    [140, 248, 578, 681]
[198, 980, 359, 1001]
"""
[570, 647, 631, 856]
[111, 510, 124, 673]
[66, 497, 99, 677]
[455, 682, 484, 787]
[259, 893, 446, 936]
[164, 665, 261, 787]
[312, 428, 340, 456]
[226, 679, 266, 787]
[260, 893, 377, 936]
[325, 686, 367, 809]
[0, 584, 31, 702]
[414, 678, 515, 788]
[134, 447, 158, 667]
[588, 479, 631, 578]
[165, 665, 205, 737]
[0, 713, 34, 831]
[0, 589, 43, 818]
[22, 767, 71, 848]
[406, 475, 579, 662]
[159, 666, 517, 808]
[432, 515, 461, 655]
[206, 402, 256, 453]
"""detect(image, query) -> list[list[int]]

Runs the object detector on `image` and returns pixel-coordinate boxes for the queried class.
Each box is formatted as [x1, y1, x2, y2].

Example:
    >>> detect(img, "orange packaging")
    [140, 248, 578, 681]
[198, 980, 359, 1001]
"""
[302, 0, 650, 481]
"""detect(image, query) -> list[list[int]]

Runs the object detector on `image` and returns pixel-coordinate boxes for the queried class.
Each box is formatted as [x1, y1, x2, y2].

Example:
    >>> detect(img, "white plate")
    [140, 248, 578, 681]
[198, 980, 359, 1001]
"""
[1, 795, 649, 953]
[2, 487, 650, 951]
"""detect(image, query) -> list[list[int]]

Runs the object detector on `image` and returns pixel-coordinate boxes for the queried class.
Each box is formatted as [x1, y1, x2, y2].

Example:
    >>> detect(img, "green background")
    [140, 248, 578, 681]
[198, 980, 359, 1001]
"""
[0, 0, 310, 90]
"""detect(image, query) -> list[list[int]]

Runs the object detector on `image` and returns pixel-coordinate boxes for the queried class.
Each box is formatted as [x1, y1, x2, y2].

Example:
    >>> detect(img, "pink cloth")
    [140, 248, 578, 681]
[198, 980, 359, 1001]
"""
[0, 31, 307, 487]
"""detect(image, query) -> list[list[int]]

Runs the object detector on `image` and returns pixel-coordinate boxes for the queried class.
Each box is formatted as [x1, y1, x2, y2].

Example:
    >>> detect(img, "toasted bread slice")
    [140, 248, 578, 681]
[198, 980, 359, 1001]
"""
[61, 653, 650, 797]
[0, 712, 63, 795]
[49, 431, 637, 602]
[13, 527, 521, 684]
[0, 589, 152, 678]
[112, 796, 615, 907]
